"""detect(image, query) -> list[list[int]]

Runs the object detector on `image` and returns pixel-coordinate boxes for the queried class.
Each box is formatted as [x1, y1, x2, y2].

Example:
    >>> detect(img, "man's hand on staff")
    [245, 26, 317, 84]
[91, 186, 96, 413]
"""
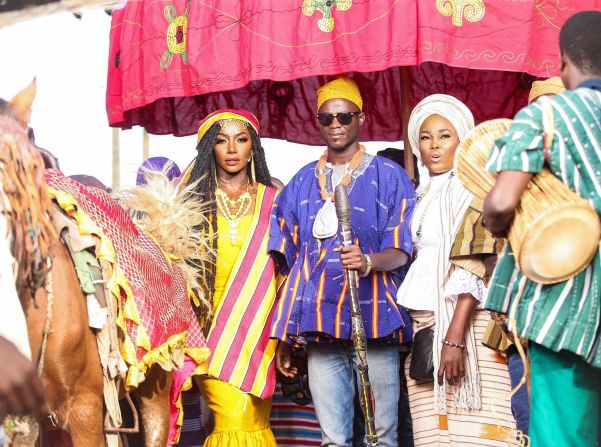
[275, 340, 298, 378]
[0, 336, 47, 420]
[335, 245, 409, 274]
[334, 245, 367, 274]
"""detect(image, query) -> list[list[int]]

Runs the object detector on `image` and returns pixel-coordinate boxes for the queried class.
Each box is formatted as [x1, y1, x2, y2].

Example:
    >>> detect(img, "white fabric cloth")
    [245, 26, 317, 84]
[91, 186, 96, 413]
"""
[328, 163, 346, 187]
[312, 163, 348, 240]
[407, 94, 475, 162]
[397, 171, 451, 311]
[396, 177, 485, 311]
[0, 211, 31, 359]
[444, 266, 487, 305]
[431, 175, 482, 412]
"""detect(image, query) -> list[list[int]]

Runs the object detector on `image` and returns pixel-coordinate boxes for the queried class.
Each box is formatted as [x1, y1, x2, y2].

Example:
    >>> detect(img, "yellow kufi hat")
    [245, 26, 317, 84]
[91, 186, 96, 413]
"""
[528, 77, 566, 104]
[316, 76, 363, 112]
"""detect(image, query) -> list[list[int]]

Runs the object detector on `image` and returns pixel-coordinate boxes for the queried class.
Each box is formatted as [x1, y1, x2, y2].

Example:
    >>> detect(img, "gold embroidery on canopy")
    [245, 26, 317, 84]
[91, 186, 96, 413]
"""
[302, 0, 353, 33]
[436, 0, 486, 27]
[535, 0, 569, 30]
[420, 40, 557, 73]
[161, 0, 190, 69]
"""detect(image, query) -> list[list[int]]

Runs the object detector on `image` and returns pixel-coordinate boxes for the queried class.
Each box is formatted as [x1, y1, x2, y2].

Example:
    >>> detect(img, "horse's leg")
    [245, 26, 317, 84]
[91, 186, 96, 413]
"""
[65, 378, 105, 447]
[24, 240, 105, 447]
[136, 365, 174, 447]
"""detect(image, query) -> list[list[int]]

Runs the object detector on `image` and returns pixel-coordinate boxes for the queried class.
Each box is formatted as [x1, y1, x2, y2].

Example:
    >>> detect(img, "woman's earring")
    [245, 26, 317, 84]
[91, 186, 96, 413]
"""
[250, 153, 256, 183]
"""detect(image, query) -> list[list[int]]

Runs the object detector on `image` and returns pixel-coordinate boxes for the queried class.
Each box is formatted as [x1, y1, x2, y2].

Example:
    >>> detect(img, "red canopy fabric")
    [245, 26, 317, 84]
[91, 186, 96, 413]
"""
[106, 0, 600, 144]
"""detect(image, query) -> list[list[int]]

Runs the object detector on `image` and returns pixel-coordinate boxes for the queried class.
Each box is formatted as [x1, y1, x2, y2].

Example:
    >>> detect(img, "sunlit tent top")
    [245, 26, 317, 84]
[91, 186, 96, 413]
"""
[107, 0, 598, 150]
[0, 0, 114, 27]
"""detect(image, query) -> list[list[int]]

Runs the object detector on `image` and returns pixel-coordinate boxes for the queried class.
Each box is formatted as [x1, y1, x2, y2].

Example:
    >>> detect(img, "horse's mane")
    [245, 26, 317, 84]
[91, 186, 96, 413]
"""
[0, 98, 56, 291]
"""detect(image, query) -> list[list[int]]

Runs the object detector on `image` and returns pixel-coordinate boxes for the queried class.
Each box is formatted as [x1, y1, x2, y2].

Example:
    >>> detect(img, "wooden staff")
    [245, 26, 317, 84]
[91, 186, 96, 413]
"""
[335, 184, 379, 447]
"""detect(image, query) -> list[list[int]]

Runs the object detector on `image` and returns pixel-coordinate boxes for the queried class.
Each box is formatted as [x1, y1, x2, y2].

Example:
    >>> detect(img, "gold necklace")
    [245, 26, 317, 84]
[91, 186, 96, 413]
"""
[216, 185, 252, 245]
[317, 145, 366, 201]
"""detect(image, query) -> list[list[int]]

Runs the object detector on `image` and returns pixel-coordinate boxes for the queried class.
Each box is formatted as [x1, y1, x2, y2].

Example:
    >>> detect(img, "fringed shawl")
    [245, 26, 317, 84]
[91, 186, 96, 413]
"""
[432, 174, 501, 412]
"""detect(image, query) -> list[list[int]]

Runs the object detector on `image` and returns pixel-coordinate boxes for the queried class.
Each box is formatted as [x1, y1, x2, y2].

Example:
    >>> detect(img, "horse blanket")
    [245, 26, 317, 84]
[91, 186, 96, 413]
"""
[45, 169, 209, 443]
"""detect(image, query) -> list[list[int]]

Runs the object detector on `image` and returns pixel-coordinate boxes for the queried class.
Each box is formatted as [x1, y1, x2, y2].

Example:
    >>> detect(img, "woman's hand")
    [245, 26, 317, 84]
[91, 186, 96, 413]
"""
[439, 292, 479, 386]
[438, 342, 465, 386]
[334, 244, 367, 274]
[275, 340, 298, 378]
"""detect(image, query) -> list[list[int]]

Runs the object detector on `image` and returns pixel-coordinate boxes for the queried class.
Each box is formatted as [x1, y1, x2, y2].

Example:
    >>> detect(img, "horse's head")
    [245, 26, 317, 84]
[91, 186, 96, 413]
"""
[0, 79, 36, 130]
[0, 80, 56, 293]
[0, 81, 60, 170]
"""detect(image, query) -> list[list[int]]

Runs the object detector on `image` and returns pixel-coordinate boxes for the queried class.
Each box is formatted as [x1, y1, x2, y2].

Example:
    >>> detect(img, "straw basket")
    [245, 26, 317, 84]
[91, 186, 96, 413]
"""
[455, 119, 601, 284]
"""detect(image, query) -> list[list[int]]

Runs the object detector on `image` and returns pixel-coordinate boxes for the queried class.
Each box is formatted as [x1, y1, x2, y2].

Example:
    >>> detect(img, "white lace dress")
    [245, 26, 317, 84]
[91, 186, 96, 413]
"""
[396, 172, 487, 311]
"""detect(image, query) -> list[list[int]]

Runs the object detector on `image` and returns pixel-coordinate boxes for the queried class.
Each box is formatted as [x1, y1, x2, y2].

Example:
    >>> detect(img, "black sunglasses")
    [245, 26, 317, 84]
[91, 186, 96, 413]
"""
[316, 112, 361, 127]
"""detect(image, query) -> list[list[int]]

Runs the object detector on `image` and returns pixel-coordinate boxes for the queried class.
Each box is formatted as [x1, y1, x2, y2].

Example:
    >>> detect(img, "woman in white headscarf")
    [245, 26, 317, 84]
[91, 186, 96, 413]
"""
[396, 95, 516, 446]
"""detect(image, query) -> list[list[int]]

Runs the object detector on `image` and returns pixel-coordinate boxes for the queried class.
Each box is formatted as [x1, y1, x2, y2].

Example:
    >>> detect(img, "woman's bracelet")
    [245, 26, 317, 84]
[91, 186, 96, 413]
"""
[442, 339, 466, 350]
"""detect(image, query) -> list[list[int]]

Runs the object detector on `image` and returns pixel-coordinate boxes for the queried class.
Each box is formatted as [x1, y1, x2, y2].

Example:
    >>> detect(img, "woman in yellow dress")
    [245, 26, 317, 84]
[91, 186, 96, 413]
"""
[181, 109, 279, 446]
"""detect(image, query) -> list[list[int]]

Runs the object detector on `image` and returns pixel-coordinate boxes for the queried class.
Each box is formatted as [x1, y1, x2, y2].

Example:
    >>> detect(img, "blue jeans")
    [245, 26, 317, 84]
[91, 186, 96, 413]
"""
[0, 427, 8, 447]
[507, 345, 530, 434]
[307, 340, 400, 447]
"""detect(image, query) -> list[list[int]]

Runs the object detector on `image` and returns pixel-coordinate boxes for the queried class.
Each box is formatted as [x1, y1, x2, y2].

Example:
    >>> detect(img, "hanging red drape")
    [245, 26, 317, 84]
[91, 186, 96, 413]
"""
[106, 0, 601, 143]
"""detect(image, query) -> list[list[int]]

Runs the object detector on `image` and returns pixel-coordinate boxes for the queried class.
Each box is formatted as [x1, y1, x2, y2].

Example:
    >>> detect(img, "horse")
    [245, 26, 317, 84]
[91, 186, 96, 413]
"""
[1, 82, 183, 447]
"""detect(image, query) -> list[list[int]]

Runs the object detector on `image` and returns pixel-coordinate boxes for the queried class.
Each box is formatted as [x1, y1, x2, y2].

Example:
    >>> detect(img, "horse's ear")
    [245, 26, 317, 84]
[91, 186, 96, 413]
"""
[9, 78, 36, 129]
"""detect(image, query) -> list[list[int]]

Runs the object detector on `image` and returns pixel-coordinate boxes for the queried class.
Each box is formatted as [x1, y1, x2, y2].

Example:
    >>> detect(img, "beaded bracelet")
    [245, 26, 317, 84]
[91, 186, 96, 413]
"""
[442, 339, 466, 350]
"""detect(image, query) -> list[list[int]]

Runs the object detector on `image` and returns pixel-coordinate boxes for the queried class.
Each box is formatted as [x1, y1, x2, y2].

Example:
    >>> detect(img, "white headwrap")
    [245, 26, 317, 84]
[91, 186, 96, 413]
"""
[407, 94, 475, 162]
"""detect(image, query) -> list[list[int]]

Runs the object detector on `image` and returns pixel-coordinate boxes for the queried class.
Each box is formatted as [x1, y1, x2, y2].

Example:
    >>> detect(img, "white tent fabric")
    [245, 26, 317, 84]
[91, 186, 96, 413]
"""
[0, 0, 117, 28]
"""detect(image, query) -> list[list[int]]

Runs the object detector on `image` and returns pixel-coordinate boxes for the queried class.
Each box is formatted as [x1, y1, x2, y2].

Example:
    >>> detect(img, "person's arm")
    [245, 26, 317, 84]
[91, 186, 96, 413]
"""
[336, 246, 407, 273]
[338, 164, 415, 273]
[269, 183, 302, 377]
[483, 171, 533, 237]
[437, 294, 479, 386]
[0, 336, 47, 419]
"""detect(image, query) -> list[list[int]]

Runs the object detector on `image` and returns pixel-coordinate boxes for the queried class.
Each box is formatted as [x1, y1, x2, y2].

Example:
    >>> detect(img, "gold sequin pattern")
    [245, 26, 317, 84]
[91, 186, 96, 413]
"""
[436, 0, 486, 27]
[302, 0, 353, 33]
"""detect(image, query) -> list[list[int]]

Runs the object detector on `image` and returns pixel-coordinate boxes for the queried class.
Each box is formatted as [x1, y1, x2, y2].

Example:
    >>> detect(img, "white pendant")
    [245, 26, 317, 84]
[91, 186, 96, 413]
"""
[229, 227, 238, 244]
[312, 198, 338, 239]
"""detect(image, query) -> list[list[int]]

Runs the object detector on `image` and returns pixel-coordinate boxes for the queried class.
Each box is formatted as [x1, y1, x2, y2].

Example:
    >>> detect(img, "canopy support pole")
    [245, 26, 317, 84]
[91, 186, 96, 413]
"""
[142, 129, 150, 161]
[400, 66, 414, 181]
[112, 128, 120, 190]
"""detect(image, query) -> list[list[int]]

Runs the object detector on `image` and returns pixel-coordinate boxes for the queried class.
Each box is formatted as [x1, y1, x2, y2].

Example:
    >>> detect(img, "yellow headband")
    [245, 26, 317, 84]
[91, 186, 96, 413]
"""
[316, 76, 363, 112]
[196, 110, 259, 144]
[528, 77, 565, 104]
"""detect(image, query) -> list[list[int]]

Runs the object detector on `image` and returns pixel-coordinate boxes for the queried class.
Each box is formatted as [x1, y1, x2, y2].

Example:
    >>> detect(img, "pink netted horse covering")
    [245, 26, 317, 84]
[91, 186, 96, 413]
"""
[45, 169, 208, 443]
[45, 169, 208, 378]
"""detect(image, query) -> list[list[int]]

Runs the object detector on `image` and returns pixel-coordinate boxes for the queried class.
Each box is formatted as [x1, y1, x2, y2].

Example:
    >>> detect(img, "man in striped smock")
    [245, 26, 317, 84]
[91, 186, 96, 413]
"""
[483, 11, 601, 447]
[270, 76, 415, 446]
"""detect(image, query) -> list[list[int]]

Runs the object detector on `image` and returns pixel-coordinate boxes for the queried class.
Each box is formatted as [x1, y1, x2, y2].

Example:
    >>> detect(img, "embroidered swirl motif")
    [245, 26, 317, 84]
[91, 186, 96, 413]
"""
[302, 0, 353, 33]
[435, 0, 486, 27]
[161, 2, 190, 69]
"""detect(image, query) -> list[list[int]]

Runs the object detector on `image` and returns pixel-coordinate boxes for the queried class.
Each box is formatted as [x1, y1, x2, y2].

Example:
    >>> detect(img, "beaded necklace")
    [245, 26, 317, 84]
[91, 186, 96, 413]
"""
[317, 145, 366, 201]
[415, 171, 454, 238]
[216, 183, 252, 245]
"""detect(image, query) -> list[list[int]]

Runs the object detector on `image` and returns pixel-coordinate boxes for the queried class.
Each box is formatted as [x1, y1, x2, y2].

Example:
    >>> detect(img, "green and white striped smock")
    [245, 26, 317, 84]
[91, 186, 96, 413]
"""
[485, 86, 601, 368]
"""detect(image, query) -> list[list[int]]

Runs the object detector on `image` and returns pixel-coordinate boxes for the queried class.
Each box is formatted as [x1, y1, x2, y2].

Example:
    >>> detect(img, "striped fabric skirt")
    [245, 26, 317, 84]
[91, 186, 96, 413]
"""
[269, 383, 322, 446]
[405, 310, 517, 446]
[175, 386, 207, 447]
